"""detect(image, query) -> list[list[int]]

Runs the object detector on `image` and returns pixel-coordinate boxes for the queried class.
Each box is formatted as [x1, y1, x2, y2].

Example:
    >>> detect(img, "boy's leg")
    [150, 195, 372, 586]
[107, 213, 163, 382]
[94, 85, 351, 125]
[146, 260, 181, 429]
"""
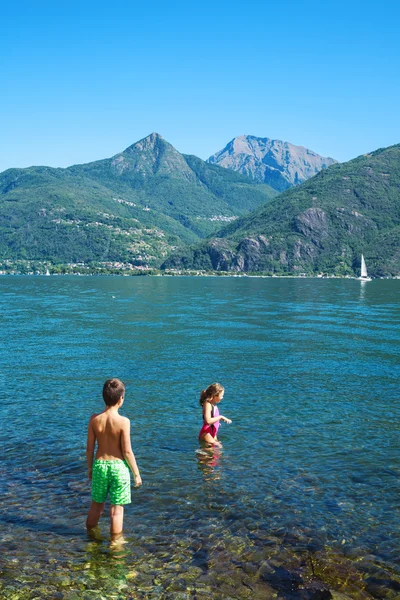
[109, 461, 130, 537]
[110, 504, 124, 535]
[86, 501, 105, 530]
[88, 460, 109, 529]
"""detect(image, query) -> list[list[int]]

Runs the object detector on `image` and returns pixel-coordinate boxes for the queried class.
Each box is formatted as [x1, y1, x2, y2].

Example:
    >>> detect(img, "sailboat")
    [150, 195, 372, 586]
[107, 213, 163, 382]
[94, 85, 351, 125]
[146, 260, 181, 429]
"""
[359, 254, 371, 281]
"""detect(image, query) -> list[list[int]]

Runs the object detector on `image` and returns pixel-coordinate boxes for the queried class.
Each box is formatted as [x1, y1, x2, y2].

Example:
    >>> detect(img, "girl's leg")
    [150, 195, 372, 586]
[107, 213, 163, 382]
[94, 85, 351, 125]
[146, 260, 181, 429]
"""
[110, 504, 124, 536]
[86, 501, 105, 529]
[200, 433, 222, 447]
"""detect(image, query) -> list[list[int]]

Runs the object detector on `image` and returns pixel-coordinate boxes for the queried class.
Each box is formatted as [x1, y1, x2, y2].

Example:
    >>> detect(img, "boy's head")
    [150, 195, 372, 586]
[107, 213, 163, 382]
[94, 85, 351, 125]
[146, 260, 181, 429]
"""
[103, 378, 125, 406]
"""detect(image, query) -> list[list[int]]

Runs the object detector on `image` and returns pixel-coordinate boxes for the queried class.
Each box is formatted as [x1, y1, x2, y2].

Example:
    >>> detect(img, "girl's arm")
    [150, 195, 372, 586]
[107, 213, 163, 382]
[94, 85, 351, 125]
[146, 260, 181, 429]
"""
[204, 403, 232, 425]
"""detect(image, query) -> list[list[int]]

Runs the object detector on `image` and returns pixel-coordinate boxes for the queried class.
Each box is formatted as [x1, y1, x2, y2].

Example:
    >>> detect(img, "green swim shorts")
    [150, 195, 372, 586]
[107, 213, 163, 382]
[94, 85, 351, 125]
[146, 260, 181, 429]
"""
[91, 459, 131, 505]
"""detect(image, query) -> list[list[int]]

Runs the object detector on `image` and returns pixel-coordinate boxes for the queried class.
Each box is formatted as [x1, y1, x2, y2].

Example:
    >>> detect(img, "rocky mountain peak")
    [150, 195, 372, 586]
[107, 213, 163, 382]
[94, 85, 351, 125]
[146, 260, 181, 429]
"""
[208, 135, 337, 192]
[123, 132, 166, 154]
[108, 132, 196, 179]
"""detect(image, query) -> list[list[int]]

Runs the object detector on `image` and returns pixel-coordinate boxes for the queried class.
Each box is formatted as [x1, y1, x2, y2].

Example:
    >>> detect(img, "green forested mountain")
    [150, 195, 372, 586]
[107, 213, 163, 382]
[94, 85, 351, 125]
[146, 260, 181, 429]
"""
[0, 133, 277, 269]
[163, 144, 400, 277]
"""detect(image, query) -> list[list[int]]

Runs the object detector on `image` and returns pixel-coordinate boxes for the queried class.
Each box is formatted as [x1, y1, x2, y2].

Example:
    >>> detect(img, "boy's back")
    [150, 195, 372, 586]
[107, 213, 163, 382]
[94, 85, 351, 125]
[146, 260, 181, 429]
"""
[86, 378, 142, 540]
[90, 411, 128, 461]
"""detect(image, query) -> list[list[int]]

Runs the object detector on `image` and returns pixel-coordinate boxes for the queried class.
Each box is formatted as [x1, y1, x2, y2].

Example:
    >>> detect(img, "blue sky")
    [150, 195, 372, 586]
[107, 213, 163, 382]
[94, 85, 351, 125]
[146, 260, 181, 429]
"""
[1, 0, 399, 173]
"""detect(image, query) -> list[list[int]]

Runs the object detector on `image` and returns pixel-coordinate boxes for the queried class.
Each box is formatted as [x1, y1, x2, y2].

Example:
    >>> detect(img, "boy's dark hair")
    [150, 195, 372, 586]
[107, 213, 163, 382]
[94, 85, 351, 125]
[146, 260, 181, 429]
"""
[103, 378, 125, 406]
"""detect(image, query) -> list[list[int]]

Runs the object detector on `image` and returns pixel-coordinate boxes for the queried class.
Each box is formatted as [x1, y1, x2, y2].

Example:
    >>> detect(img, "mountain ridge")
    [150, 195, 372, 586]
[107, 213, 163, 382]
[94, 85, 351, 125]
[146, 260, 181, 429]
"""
[0, 133, 277, 271]
[207, 134, 337, 192]
[163, 143, 400, 277]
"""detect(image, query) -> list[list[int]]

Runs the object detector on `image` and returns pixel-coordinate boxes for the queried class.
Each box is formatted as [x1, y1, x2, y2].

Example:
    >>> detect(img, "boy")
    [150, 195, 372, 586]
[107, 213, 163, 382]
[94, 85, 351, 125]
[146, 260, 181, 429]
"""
[86, 378, 142, 539]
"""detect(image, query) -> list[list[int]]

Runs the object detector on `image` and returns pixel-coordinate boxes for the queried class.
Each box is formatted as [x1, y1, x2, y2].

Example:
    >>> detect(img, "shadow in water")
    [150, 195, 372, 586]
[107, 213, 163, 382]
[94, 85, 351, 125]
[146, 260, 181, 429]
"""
[260, 563, 333, 600]
[0, 512, 83, 537]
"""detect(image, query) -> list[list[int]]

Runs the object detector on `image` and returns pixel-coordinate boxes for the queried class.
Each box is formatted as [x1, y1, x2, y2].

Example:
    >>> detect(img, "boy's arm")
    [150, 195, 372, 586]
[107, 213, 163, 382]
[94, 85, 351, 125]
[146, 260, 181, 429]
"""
[121, 418, 142, 487]
[86, 415, 96, 480]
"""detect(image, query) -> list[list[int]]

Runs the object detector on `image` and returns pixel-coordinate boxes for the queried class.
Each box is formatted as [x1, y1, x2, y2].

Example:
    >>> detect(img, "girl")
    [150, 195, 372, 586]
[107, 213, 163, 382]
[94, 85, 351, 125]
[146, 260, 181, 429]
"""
[198, 383, 232, 446]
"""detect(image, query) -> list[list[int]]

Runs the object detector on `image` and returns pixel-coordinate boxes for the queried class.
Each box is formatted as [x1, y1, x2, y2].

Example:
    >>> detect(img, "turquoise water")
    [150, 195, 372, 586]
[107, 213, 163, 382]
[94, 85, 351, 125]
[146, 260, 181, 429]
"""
[0, 276, 399, 599]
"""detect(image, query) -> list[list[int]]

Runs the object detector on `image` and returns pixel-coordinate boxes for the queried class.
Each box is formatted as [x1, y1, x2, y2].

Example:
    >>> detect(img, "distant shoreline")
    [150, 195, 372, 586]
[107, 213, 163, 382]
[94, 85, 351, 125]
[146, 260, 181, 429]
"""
[1, 271, 399, 280]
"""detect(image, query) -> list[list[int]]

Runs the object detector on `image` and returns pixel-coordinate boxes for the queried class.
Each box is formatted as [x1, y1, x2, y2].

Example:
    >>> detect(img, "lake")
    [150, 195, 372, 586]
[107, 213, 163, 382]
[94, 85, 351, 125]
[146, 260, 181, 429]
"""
[0, 276, 399, 600]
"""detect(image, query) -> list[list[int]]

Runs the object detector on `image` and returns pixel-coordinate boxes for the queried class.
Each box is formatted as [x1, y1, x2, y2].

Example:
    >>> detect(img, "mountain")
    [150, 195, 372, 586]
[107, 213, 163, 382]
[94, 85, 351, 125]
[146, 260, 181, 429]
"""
[0, 133, 277, 270]
[163, 144, 400, 277]
[207, 135, 337, 192]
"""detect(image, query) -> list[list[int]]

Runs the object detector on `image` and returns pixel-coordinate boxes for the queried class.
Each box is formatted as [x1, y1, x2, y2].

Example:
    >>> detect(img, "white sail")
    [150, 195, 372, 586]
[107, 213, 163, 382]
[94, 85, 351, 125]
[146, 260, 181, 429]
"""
[361, 254, 368, 279]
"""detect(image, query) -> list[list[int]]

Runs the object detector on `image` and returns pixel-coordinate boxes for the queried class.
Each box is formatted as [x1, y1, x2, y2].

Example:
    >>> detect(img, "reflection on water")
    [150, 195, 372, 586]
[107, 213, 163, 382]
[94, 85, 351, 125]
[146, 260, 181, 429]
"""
[359, 279, 368, 301]
[196, 446, 223, 480]
[0, 276, 400, 599]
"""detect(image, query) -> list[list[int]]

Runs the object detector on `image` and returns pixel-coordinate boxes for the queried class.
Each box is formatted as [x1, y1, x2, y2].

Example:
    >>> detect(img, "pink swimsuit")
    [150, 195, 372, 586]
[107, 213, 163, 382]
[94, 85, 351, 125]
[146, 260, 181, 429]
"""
[199, 405, 220, 439]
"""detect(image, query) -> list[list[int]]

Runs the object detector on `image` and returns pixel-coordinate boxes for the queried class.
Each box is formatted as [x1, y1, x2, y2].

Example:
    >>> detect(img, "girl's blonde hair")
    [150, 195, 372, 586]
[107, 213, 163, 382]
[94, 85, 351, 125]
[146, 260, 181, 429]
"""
[199, 382, 224, 406]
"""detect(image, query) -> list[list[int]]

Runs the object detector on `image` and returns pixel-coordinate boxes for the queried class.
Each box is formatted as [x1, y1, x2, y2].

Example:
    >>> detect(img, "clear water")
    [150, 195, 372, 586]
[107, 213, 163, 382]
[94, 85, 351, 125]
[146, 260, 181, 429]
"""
[0, 276, 399, 600]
